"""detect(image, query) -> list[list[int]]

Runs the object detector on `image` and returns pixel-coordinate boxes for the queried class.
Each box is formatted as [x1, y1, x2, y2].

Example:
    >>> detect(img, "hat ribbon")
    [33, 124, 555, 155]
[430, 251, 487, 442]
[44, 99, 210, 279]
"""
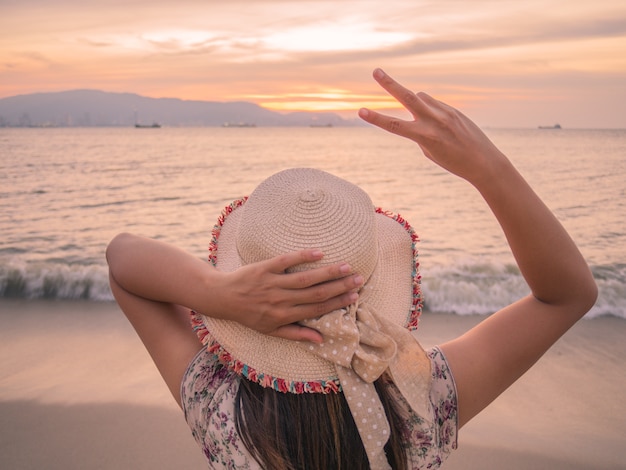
[300, 300, 432, 470]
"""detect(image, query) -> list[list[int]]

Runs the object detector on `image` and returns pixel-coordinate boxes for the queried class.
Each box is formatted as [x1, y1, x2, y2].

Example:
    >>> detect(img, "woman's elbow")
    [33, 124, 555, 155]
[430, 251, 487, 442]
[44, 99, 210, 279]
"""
[105, 232, 134, 267]
[572, 268, 598, 317]
[581, 273, 599, 313]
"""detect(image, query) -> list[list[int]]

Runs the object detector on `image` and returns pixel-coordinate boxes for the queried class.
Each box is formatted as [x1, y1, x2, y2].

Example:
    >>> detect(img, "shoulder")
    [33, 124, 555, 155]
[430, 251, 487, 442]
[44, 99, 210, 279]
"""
[181, 348, 239, 409]
[181, 348, 263, 468]
[385, 347, 459, 467]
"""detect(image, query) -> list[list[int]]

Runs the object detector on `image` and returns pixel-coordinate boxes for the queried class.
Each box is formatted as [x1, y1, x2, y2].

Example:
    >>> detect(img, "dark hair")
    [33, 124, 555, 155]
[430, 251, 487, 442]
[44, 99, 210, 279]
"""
[234, 374, 408, 470]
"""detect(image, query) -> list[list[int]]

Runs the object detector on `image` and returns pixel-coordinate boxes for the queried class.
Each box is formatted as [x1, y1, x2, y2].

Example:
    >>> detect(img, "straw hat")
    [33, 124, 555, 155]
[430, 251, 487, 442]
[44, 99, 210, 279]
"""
[191, 168, 431, 469]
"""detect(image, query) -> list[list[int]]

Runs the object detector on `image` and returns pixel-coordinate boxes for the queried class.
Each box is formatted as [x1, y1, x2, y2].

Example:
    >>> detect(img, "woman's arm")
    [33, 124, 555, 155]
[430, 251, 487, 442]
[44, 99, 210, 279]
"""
[359, 68, 597, 427]
[106, 233, 362, 404]
[107, 233, 363, 340]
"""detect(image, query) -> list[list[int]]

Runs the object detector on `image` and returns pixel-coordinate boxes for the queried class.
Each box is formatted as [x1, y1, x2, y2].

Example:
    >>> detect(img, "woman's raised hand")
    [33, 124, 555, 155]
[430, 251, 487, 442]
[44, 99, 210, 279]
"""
[358, 69, 598, 428]
[358, 68, 506, 187]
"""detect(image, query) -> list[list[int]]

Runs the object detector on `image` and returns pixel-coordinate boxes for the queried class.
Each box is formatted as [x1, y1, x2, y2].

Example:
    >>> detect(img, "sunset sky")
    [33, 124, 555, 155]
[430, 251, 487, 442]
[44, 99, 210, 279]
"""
[1, 0, 625, 127]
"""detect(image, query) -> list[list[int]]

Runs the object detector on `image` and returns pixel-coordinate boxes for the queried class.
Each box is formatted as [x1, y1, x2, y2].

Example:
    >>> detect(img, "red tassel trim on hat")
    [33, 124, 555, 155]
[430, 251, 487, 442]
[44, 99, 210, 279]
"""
[208, 196, 248, 267]
[190, 311, 341, 394]
[374, 207, 423, 331]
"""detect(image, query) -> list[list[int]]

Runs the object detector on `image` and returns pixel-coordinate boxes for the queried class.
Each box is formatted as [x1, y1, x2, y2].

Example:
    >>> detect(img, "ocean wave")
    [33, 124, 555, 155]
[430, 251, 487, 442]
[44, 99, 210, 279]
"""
[587, 264, 626, 319]
[1, 259, 624, 320]
[421, 261, 529, 315]
[0, 260, 112, 301]
[420, 261, 624, 320]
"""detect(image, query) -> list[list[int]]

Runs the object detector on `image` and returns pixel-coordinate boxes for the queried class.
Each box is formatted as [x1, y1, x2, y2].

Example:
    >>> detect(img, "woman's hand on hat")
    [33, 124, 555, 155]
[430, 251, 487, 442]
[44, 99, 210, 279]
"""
[218, 249, 363, 343]
[358, 68, 508, 188]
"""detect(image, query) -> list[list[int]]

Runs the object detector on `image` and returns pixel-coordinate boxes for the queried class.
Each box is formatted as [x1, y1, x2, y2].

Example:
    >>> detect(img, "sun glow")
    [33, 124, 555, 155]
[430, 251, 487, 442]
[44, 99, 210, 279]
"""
[261, 100, 402, 112]
[248, 90, 402, 112]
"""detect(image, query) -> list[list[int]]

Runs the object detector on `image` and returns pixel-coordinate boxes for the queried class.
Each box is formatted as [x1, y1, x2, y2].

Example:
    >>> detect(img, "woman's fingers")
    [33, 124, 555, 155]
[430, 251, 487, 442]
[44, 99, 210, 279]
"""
[358, 107, 413, 139]
[265, 249, 362, 291]
[236, 250, 363, 333]
[266, 249, 325, 274]
[269, 289, 359, 342]
[359, 68, 452, 142]
[370, 68, 435, 118]
[357, 68, 420, 138]
[277, 273, 361, 325]
[372, 69, 415, 107]
[271, 323, 324, 343]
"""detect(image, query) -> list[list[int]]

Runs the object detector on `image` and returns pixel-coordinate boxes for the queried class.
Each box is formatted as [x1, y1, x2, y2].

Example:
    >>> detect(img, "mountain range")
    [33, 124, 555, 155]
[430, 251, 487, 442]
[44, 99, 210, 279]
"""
[0, 90, 358, 127]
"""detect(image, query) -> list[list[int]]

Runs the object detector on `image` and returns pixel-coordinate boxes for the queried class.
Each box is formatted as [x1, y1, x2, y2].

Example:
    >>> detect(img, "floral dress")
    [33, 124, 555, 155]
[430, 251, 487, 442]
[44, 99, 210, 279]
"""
[181, 346, 458, 469]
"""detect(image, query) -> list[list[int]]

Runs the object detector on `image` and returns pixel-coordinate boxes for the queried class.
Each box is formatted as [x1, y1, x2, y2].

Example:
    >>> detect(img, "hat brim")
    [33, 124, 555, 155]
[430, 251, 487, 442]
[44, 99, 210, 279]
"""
[195, 197, 422, 390]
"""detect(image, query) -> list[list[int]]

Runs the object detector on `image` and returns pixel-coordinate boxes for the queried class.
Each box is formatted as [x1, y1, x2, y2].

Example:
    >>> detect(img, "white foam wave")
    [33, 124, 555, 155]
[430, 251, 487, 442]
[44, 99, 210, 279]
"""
[421, 261, 625, 320]
[0, 258, 112, 301]
[1, 258, 624, 320]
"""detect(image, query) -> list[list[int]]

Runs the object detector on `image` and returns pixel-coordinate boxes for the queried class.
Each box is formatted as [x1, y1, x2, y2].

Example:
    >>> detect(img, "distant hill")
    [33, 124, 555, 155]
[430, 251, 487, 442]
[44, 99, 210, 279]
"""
[0, 90, 357, 127]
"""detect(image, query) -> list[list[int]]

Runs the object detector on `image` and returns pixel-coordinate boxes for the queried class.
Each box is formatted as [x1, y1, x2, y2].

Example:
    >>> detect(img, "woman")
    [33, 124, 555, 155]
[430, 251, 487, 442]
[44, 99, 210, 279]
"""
[106, 69, 597, 469]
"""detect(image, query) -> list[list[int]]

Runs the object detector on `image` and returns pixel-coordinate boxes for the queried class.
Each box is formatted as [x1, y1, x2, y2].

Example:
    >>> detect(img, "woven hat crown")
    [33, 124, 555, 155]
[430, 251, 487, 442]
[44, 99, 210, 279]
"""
[236, 168, 378, 279]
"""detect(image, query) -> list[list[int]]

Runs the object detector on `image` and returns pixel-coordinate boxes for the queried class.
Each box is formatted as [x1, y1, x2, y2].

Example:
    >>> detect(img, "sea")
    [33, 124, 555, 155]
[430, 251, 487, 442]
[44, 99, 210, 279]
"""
[1, 126, 624, 319]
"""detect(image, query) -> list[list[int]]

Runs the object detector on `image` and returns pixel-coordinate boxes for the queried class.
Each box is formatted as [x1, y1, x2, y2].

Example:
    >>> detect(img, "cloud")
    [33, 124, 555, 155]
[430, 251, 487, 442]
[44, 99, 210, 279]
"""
[1, 0, 625, 126]
[78, 38, 116, 48]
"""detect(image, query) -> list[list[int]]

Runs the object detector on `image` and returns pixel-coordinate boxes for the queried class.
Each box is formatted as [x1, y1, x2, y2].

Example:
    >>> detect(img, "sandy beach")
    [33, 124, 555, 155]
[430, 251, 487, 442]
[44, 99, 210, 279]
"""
[1, 299, 625, 469]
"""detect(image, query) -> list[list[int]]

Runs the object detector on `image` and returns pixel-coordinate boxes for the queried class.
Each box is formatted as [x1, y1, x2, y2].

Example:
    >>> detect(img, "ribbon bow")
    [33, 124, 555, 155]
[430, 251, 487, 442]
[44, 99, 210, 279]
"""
[300, 301, 433, 470]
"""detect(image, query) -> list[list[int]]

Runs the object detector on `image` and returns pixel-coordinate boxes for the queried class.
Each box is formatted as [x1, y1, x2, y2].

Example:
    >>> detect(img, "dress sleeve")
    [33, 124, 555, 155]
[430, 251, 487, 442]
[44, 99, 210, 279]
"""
[180, 348, 262, 469]
[388, 346, 459, 469]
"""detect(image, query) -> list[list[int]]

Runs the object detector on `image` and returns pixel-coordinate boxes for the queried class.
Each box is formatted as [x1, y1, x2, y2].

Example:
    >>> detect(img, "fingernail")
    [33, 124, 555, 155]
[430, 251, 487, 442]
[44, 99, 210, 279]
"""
[358, 108, 369, 119]
[339, 263, 351, 274]
[354, 275, 364, 286]
[311, 249, 323, 258]
[349, 292, 359, 302]
[373, 68, 385, 79]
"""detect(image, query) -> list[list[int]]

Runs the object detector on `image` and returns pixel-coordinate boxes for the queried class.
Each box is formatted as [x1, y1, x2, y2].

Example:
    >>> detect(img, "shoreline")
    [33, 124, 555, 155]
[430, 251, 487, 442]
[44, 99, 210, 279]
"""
[1, 300, 625, 469]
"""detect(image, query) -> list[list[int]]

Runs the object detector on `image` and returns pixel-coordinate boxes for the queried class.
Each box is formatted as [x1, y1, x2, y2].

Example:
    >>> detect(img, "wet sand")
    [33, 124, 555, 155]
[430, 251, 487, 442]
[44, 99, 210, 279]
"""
[1, 300, 624, 469]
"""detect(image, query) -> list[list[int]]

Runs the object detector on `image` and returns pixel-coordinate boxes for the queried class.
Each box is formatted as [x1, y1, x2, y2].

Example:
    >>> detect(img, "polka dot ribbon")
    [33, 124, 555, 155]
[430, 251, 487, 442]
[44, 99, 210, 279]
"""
[301, 301, 433, 469]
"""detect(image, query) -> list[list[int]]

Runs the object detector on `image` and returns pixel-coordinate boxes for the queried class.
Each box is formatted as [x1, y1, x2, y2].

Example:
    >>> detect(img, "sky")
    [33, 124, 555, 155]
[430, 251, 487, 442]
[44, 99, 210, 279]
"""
[1, 0, 625, 128]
